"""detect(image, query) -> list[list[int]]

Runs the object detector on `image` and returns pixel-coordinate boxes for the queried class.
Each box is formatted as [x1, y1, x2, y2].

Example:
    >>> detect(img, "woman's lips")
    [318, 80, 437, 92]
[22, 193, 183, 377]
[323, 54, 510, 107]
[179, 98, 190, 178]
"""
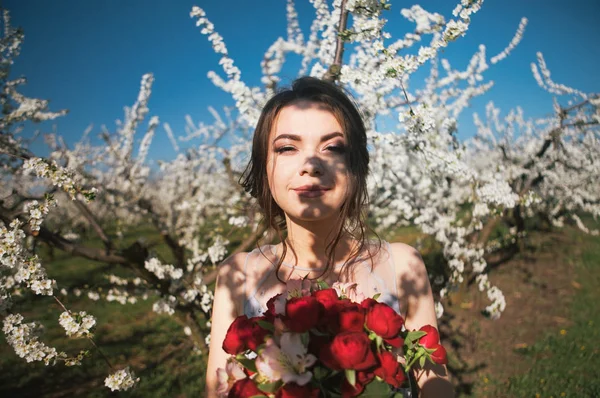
[295, 189, 327, 198]
[293, 185, 330, 198]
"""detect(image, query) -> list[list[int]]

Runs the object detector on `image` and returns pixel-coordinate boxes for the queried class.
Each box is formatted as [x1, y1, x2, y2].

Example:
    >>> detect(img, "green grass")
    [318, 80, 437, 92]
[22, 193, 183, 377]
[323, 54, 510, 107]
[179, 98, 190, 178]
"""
[503, 231, 600, 397]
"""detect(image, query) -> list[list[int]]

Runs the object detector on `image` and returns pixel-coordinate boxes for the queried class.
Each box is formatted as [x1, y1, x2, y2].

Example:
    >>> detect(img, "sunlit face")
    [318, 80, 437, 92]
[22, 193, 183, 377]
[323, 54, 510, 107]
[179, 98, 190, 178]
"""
[266, 101, 350, 224]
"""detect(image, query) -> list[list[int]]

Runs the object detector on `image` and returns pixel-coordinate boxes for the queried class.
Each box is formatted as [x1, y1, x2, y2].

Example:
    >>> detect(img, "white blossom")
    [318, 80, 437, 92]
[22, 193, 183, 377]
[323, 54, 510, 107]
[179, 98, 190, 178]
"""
[104, 367, 139, 392]
[59, 311, 96, 338]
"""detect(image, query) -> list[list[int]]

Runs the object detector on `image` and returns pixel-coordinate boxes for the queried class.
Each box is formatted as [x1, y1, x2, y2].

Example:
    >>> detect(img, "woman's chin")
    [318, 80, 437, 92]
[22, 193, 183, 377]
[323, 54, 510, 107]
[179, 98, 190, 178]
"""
[286, 209, 341, 224]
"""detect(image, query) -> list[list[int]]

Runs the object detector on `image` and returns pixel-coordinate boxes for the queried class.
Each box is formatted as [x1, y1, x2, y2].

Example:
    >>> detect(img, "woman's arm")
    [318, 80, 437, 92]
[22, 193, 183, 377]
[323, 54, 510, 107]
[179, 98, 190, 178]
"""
[390, 242, 455, 398]
[205, 252, 247, 398]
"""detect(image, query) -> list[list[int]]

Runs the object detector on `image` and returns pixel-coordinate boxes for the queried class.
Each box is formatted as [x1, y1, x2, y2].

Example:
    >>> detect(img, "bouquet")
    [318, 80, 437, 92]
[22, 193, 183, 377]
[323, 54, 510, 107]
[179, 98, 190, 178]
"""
[216, 280, 447, 397]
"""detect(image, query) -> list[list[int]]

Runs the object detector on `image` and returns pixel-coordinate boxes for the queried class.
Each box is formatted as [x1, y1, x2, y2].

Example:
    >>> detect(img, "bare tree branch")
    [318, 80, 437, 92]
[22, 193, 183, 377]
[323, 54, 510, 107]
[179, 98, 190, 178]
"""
[137, 198, 186, 268]
[1, 206, 130, 265]
[72, 199, 113, 252]
[323, 0, 349, 83]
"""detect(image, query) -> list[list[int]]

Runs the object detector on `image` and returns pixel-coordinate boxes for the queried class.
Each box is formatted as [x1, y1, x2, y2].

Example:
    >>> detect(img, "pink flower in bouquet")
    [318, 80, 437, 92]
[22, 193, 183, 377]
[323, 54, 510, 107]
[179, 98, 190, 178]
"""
[320, 331, 378, 371]
[228, 377, 266, 397]
[255, 333, 317, 386]
[275, 382, 320, 398]
[216, 360, 246, 397]
[331, 281, 366, 303]
[286, 279, 312, 298]
[373, 350, 406, 388]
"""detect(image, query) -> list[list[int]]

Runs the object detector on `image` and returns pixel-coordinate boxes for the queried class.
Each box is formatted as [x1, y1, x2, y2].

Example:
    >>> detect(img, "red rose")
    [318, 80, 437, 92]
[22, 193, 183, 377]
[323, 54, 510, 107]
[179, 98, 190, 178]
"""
[222, 315, 269, 355]
[318, 298, 354, 333]
[430, 343, 448, 365]
[275, 383, 319, 398]
[374, 350, 406, 388]
[285, 296, 322, 333]
[418, 325, 440, 348]
[365, 303, 404, 340]
[360, 297, 377, 311]
[340, 370, 375, 397]
[384, 335, 404, 348]
[336, 302, 365, 333]
[228, 377, 266, 398]
[313, 288, 339, 310]
[313, 290, 342, 331]
[249, 316, 272, 351]
[320, 331, 378, 370]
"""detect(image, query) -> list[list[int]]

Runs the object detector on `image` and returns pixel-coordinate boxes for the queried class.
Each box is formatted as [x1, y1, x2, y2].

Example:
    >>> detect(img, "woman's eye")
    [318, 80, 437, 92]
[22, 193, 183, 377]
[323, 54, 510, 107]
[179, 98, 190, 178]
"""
[325, 145, 346, 154]
[274, 146, 295, 154]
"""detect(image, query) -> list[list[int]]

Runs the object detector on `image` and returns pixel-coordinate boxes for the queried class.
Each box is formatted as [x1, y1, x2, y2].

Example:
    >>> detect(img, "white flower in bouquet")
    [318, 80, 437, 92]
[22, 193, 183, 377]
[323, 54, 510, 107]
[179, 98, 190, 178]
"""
[255, 332, 317, 386]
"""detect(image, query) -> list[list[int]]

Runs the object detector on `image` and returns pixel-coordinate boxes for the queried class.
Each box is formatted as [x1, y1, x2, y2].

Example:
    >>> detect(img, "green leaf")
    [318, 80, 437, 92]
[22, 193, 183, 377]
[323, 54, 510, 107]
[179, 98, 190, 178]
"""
[372, 292, 381, 301]
[300, 332, 309, 347]
[235, 356, 257, 373]
[257, 380, 282, 393]
[310, 328, 330, 336]
[385, 68, 398, 78]
[345, 369, 356, 387]
[375, 335, 384, 351]
[405, 330, 427, 347]
[313, 366, 326, 381]
[316, 280, 330, 290]
[419, 355, 426, 368]
[362, 378, 393, 395]
[256, 320, 275, 332]
[406, 330, 427, 340]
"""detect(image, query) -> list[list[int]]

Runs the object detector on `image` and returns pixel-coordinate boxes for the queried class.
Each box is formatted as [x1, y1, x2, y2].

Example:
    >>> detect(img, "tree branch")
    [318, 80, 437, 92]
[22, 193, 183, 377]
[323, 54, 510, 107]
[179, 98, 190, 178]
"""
[137, 198, 186, 268]
[323, 0, 349, 83]
[0, 204, 129, 265]
[72, 199, 112, 252]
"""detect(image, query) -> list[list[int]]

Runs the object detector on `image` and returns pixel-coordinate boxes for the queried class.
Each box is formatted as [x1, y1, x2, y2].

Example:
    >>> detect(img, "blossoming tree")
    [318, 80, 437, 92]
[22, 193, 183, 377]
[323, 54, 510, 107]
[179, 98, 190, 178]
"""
[0, 0, 598, 392]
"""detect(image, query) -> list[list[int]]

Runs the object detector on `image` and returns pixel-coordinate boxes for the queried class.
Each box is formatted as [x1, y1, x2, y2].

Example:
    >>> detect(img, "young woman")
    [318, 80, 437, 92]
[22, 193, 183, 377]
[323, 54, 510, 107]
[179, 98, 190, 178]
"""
[205, 77, 453, 397]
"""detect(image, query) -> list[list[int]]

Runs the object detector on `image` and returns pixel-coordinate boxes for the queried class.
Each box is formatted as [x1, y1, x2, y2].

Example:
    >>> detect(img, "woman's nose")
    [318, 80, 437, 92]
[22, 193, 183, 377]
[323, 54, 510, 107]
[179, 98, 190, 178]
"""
[299, 156, 324, 176]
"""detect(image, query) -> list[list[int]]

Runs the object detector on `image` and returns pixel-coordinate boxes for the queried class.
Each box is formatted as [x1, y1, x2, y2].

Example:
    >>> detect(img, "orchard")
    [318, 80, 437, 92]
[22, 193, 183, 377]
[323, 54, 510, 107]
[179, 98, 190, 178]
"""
[0, 0, 598, 395]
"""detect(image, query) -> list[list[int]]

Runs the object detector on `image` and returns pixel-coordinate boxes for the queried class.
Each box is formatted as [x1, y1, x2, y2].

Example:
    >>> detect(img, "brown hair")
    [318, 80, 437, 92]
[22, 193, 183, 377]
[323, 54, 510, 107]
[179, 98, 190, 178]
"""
[240, 76, 379, 281]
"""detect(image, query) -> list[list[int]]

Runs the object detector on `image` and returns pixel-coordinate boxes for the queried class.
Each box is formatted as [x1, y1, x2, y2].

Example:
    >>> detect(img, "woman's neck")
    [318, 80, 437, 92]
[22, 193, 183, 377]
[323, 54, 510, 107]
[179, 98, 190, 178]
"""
[279, 215, 355, 271]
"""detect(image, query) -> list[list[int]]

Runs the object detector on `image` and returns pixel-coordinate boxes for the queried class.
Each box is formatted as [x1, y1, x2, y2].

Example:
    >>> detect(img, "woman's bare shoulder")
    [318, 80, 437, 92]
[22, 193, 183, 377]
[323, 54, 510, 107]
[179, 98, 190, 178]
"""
[386, 242, 428, 284]
[218, 251, 249, 272]
[387, 242, 425, 269]
[215, 251, 250, 289]
[218, 246, 274, 276]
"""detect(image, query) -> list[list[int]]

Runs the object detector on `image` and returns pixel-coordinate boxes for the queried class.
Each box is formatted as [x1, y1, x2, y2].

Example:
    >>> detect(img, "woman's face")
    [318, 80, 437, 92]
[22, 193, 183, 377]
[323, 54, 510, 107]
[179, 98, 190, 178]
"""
[266, 101, 350, 224]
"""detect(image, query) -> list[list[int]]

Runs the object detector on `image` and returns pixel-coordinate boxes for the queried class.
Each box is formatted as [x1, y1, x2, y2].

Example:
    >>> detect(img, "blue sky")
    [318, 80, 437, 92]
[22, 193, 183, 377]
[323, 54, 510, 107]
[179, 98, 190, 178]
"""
[4, 0, 600, 162]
